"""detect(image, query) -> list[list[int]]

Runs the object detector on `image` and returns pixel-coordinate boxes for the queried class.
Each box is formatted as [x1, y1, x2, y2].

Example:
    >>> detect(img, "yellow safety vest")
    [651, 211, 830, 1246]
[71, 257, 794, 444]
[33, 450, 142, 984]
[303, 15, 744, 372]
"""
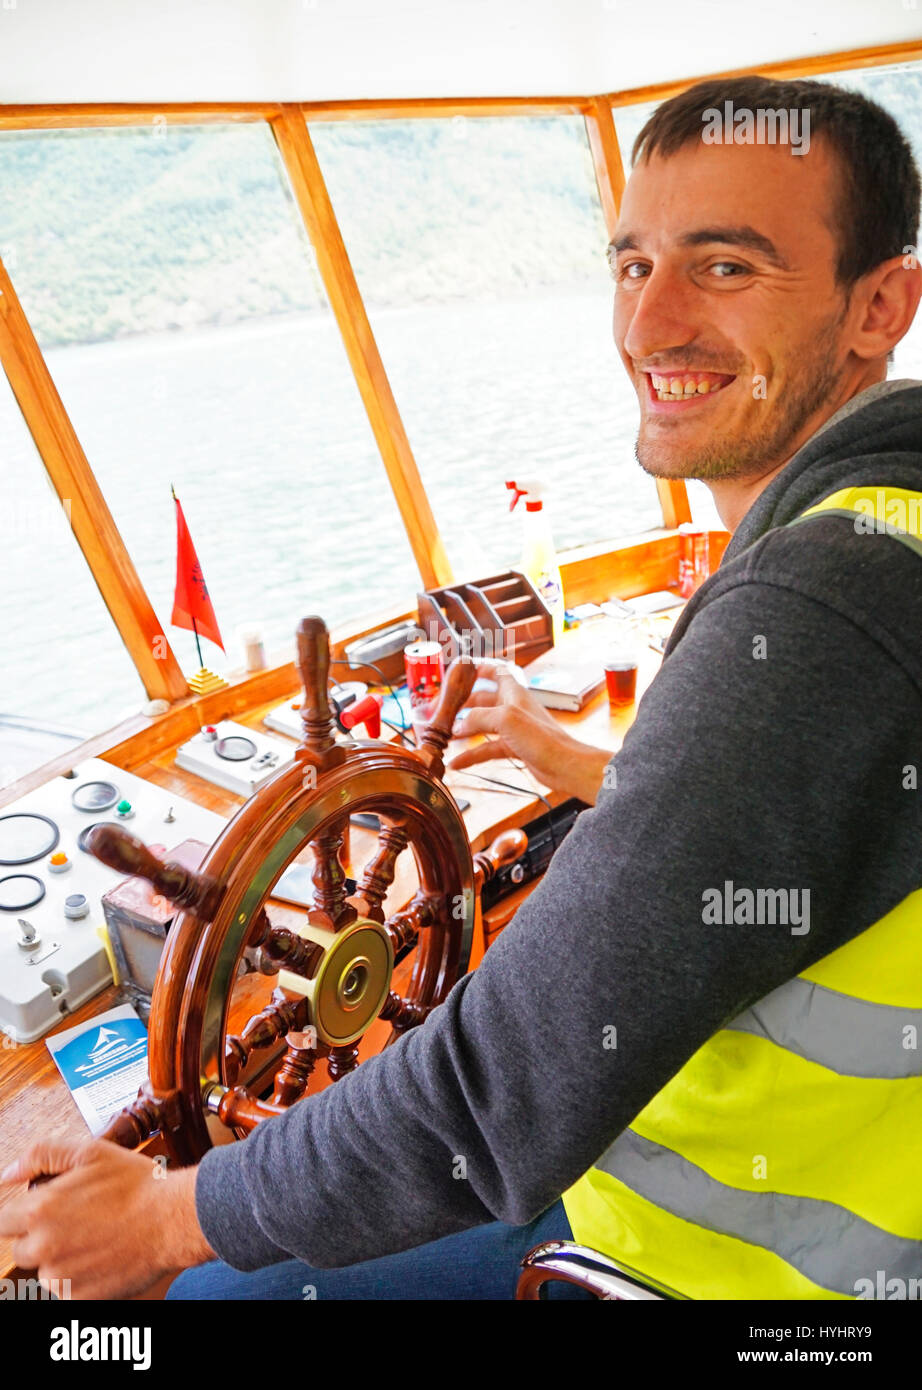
[562, 487, 922, 1300]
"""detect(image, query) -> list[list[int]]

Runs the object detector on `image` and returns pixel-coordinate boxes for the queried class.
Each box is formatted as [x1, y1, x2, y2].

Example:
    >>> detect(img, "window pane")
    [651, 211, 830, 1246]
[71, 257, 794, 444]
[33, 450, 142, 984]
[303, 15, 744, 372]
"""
[0, 123, 421, 681]
[613, 99, 661, 174]
[0, 372, 145, 775]
[812, 62, 922, 379]
[311, 115, 664, 575]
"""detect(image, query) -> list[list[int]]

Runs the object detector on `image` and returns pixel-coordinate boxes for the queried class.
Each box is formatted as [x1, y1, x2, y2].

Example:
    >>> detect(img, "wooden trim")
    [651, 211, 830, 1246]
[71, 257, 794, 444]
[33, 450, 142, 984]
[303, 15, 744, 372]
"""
[0, 256, 188, 703]
[585, 96, 626, 234]
[558, 525, 729, 606]
[0, 103, 280, 130]
[0, 97, 588, 131]
[270, 106, 452, 590]
[584, 98, 692, 532]
[297, 96, 591, 120]
[558, 529, 680, 606]
[655, 478, 693, 529]
[605, 39, 922, 110]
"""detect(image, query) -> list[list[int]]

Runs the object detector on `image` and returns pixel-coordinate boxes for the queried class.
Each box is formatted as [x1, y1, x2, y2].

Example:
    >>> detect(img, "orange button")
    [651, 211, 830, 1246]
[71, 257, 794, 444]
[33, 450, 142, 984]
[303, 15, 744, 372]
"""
[50, 852, 68, 865]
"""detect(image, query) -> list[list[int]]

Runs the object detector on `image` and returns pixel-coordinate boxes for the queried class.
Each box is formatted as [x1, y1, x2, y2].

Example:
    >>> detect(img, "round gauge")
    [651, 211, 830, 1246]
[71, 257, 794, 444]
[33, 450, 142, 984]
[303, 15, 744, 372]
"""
[0, 812, 60, 865]
[77, 822, 108, 854]
[72, 780, 120, 813]
[0, 873, 46, 911]
[214, 736, 258, 762]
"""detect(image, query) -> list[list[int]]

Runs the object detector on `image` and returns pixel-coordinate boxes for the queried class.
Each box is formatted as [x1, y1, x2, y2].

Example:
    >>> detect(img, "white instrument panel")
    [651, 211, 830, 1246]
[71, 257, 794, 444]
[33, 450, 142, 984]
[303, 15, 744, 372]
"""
[175, 720, 296, 797]
[0, 758, 226, 1044]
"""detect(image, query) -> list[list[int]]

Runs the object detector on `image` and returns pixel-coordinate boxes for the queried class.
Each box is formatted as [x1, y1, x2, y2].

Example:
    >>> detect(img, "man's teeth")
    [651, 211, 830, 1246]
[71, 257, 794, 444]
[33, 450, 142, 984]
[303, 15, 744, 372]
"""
[650, 373, 728, 401]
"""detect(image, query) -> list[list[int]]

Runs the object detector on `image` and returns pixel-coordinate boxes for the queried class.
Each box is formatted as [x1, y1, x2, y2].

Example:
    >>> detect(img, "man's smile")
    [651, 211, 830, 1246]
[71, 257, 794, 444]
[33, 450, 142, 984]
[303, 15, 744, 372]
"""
[642, 369, 737, 411]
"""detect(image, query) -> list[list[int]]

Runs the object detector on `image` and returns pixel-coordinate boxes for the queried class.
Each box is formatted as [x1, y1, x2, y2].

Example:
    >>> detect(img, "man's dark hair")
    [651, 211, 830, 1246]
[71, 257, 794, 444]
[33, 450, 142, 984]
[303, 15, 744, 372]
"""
[632, 75, 921, 287]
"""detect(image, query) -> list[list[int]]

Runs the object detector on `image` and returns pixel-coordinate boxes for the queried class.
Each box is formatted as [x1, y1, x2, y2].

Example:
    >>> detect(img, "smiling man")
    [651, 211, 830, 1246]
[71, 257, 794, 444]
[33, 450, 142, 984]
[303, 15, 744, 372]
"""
[614, 83, 920, 531]
[4, 75, 922, 1302]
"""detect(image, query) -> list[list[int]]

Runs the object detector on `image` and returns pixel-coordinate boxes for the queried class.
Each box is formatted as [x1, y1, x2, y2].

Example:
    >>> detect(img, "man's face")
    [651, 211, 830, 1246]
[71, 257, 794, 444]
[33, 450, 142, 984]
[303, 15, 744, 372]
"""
[612, 137, 853, 480]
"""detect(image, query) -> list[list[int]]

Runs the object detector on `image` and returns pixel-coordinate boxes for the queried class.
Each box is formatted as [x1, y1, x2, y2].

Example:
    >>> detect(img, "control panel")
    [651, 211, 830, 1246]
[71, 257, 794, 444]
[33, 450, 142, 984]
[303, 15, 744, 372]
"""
[0, 758, 226, 1044]
[175, 720, 296, 797]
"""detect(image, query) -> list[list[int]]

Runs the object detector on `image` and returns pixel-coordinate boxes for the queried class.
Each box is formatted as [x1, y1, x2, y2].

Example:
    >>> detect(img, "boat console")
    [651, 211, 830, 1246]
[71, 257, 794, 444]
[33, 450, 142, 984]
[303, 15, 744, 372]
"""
[0, 759, 225, 1044]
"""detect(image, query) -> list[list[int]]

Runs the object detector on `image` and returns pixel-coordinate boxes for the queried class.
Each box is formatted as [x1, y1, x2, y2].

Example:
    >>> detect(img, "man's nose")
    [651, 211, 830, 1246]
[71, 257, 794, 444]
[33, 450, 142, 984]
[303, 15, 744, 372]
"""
[619, 265, 700, 363]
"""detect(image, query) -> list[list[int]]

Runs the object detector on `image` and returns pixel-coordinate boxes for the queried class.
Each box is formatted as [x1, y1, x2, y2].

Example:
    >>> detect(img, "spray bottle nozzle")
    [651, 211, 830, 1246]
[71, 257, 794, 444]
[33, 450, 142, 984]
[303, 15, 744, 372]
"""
[506, 480, 527, 512]
[506, 479, 545, 512]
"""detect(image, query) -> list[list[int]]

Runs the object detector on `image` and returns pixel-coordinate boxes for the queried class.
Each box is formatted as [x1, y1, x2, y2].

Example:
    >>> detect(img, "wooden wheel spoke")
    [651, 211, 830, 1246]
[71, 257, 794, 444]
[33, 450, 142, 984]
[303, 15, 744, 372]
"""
[256, 924, 324, 979]
[310, 819, 356, 928]
[86, 823, 223, 921]
[271, 1032, 319, 1106]
[327, 1042, 360, 1081]
[379, 990, 428, 1033]
[203, 1083, 287, 1133]
[353, 818, 410, 921]
[224, 993, 309, 1085]
[384, 891, 443, 955]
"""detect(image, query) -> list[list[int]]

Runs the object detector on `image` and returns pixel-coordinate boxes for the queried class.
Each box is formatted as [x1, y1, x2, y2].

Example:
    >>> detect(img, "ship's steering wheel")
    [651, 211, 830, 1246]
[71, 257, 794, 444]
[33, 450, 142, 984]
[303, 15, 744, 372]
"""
[88, 617, 525, 1164]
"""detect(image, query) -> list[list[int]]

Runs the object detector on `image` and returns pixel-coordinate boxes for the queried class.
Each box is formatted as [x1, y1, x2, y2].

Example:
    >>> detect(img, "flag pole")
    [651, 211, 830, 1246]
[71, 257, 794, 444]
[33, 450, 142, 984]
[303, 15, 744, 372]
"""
[173, 481, 205, 670]
[191, 617, 205, 671]
[171, 481, 226, 692]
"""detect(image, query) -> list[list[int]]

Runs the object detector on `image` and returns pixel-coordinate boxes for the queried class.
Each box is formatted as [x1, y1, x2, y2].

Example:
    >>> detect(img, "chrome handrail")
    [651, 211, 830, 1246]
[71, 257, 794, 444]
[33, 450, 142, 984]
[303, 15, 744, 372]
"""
[517, 1241, 682, 1300]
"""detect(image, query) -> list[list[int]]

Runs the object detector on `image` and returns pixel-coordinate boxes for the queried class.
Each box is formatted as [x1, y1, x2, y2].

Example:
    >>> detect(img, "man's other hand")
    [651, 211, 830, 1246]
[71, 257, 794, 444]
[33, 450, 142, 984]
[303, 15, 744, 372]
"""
[0, 1139, 214, 1299]
[448, 660, 611, 804]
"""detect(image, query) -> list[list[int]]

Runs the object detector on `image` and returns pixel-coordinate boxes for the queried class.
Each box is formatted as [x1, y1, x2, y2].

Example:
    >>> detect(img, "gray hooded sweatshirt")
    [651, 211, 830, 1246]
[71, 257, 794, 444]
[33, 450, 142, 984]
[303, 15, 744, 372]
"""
[195, 379, 922, 1271]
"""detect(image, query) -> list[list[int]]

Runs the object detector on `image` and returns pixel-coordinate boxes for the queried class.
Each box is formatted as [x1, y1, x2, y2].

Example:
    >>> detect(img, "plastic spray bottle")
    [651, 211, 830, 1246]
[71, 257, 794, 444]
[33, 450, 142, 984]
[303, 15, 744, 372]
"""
[506, 479, 566, 643]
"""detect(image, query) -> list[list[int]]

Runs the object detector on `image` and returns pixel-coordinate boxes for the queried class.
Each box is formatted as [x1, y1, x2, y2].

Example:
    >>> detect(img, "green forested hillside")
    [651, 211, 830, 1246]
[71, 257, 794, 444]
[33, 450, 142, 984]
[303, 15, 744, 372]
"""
[0, 116, 609, 347]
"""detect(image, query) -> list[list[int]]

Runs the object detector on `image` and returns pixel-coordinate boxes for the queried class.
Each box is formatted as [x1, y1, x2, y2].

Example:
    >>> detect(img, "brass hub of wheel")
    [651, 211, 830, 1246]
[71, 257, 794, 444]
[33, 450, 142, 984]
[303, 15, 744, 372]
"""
[278, 917, 394, 1046]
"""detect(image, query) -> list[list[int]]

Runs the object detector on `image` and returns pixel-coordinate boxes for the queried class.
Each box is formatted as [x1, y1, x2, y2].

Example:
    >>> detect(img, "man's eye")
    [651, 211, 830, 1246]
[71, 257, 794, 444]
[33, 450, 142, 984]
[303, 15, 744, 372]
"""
[616, 261, 650, 281]
[709, 261, 748, 278]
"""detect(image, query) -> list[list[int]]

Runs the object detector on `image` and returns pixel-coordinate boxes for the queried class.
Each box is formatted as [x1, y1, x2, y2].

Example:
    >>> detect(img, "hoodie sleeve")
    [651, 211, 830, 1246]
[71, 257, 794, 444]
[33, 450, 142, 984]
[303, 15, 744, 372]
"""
[195, 578, 922, 1270]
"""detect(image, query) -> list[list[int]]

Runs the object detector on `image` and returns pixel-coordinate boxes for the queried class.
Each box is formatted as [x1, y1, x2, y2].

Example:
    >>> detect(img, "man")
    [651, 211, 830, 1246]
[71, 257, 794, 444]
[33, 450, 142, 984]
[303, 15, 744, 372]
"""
[4, 74, 922, 1300]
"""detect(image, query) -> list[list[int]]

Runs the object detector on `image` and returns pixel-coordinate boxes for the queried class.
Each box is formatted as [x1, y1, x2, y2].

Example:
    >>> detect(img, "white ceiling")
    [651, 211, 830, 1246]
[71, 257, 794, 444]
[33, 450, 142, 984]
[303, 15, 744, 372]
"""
[0, 0, 918, 104]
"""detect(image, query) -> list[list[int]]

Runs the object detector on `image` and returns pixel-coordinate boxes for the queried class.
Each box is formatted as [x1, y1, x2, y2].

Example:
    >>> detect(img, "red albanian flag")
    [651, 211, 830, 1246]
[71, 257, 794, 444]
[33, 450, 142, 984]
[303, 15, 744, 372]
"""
[171, 491, 225, 652]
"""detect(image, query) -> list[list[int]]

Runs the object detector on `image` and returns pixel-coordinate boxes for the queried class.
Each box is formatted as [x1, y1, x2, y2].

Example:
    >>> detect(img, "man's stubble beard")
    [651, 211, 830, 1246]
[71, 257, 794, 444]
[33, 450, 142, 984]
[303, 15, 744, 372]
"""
[634, 309, 850, 482]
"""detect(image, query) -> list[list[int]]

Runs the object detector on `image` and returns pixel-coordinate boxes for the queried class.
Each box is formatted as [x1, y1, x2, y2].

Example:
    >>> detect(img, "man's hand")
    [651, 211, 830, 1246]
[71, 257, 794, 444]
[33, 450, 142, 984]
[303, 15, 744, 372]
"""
[0, 1139, 215, 1299]
[448, 660, 612, 804]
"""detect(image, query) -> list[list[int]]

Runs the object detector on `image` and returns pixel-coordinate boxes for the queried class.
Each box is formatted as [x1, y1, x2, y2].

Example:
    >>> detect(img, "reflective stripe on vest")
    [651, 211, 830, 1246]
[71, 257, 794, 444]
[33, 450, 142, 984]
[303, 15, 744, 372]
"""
[562, 484, 922, 1300]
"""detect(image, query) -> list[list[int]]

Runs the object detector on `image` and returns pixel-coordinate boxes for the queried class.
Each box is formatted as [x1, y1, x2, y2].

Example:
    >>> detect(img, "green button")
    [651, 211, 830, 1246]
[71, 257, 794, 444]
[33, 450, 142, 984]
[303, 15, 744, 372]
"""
[117, 799, 132, 814]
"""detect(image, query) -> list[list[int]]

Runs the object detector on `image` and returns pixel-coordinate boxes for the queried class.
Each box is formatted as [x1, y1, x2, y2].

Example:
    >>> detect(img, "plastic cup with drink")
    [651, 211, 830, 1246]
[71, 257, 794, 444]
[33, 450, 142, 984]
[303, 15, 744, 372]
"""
[604, 642, 639, 709]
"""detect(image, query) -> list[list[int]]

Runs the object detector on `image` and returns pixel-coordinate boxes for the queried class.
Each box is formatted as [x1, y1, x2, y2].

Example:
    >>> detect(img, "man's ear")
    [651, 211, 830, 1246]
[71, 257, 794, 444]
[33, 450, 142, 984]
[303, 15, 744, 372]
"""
[848, 252, 922, 362]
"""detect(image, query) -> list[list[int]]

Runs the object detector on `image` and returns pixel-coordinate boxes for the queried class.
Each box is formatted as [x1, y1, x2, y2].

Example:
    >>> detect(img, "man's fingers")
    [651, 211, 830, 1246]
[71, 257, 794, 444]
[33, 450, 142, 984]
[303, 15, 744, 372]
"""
[449, 738, 510, 771]
[469, 660, 513, 681]
[460, 688, 501, 709]
[0, 1139, 97, 1186]
[452, 706, 503, 740]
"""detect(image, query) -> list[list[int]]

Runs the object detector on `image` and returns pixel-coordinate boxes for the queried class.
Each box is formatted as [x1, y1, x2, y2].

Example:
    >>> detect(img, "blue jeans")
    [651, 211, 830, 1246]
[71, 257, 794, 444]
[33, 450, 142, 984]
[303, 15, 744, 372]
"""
[167, 1197, 591, 1300]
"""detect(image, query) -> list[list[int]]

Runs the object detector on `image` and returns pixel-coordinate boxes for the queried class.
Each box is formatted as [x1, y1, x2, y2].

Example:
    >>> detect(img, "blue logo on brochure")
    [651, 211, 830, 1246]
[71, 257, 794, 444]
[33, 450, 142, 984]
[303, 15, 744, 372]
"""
[54, 1019, 148, 1089]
